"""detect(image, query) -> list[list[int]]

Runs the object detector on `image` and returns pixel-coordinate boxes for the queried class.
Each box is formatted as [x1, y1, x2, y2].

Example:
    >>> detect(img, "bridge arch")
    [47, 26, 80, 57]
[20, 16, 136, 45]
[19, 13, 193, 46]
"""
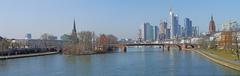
[115, 43, 186, 52]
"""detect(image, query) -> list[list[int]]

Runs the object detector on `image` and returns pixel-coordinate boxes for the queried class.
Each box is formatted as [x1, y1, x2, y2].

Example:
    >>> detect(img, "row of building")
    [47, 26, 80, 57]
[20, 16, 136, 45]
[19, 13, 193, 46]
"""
[0, 33, 62, 51]
[138, 10, 200, 42]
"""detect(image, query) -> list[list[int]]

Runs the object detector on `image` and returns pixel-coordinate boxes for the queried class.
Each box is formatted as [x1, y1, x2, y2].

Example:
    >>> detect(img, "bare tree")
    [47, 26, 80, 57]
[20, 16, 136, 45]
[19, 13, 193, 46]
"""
[95, 34, 118, 52]
[78, 31, 95, 52]
[233, 31, 239, 60]
[106, 34, 118, 44]
[0, 38, 10, 51]
[40, 33, 57, 40]
[40, 33, 58, 48]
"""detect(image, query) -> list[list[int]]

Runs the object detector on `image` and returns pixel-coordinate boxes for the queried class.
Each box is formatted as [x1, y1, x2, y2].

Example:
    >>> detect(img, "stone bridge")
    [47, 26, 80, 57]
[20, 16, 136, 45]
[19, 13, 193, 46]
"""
[111, 43, 198, 52]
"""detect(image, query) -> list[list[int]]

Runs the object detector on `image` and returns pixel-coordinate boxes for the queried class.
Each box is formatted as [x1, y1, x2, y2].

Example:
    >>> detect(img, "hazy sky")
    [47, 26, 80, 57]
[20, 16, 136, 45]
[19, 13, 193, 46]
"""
[0, 0, 240, 39]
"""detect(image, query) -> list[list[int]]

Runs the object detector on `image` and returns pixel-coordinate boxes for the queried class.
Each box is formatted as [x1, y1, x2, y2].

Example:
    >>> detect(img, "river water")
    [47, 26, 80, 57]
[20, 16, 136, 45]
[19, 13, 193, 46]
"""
[0, 47, 240, 76]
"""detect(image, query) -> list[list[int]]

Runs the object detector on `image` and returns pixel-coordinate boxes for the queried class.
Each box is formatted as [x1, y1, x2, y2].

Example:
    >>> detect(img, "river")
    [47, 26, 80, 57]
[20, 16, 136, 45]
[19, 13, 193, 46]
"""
[0, 47, 239, 76]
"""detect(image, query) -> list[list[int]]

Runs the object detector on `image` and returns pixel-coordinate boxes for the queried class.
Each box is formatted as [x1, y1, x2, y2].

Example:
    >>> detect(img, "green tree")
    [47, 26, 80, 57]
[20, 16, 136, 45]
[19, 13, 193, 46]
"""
[61, 34, 71, 41]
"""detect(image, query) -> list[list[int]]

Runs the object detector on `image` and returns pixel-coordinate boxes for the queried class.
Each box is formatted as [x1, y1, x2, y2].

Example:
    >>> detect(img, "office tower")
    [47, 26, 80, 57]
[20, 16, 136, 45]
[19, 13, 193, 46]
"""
[166, 28, 171, 39]
[184, 18, 192, 37]
[159, 21, 168, 40]
[154, 26, 159, 41]
[142, 22, 154, 41]
[170, 10, 179, 39]
[25, 33, 32, 39]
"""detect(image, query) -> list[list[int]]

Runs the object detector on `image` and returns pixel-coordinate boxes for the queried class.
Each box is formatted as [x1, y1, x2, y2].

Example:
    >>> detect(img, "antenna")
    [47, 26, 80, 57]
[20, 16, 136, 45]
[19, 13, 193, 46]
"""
[169, 0, 173, 12]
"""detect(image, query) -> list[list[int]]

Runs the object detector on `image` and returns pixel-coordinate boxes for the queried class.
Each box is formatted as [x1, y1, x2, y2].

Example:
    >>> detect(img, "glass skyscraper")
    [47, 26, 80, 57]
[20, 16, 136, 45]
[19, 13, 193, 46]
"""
[154, 26, 159, 41]
[142, 22, 154, 41]
[170, 10, 179, 39]
[184, 18, 192, 37]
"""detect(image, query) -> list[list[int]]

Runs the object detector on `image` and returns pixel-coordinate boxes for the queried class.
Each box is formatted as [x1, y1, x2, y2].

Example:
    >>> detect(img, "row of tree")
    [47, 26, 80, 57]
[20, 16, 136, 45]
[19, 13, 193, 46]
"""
[197, 30, 240, 60]
[61, 31, 118, 55]
[0, 37, 10, 51]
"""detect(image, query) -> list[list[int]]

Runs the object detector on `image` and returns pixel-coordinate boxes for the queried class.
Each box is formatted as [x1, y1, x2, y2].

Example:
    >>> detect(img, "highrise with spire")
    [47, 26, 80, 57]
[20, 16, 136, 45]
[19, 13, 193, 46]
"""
[209, 16, 216, 34]
[169, 9, 179, 39]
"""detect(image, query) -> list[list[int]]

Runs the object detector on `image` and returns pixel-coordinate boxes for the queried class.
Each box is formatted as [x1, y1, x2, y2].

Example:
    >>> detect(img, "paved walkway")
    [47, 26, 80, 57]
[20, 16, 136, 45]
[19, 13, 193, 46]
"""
[193, 49, 240, 71]
[0, 52, 58, 60]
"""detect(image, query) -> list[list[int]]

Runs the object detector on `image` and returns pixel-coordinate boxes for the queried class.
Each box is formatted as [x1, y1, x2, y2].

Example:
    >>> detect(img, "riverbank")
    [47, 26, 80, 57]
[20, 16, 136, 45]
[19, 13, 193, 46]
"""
[191, 49, 240, 71]
[0, 52, 59, 60]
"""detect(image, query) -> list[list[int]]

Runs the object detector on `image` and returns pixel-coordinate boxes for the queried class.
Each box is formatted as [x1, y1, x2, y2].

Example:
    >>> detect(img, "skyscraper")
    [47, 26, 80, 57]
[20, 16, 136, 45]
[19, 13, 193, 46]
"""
[159, 21, 168, 40]
[170, 10, 179, 39]
[154, 26, 159, 41]
[184, 18, 192, 37]
[137, 29, 143, 42]
[142, 22, 154, 41]
[160, 21, 167, 34]
[180, 27, 185, 37]
[166, 28, 171, 39]
[209, 16, 216, 34]
[192, 26, 198, 37]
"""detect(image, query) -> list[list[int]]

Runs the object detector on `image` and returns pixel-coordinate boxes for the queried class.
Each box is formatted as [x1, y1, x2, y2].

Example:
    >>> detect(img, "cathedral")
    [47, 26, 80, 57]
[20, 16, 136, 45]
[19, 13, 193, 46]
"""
[209, 16, 216, 34]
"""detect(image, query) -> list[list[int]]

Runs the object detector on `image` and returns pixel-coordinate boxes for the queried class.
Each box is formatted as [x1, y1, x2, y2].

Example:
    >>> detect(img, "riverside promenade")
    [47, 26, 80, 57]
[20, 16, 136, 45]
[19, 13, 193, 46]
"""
[0, 52, 59, 60]
[192, 49, 240, 71]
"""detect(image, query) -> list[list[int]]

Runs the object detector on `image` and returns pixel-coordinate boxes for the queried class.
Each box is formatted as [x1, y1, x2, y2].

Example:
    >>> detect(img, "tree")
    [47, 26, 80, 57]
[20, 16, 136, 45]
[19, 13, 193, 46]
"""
[196, 38, 209, 49]
[233, 31, 239, 60]
[60, 34, 71, 41]
[40, 33, 57, 40]
[63, 31, 96, 55]
[106, 34, 118, 44]
[78, 31, 95, 51]
[63, 32, 118, 55]
[0, 37, 10, 51]
[40, 33, 58, 48]
[95, 34, 118, 52]
[209, 37, 217, 49]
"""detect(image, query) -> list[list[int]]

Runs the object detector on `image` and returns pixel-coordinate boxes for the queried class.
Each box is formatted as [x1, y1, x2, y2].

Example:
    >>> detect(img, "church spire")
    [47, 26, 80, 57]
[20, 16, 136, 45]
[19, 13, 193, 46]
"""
[73, 18, 76, 33]
[71, 18, 78, 44]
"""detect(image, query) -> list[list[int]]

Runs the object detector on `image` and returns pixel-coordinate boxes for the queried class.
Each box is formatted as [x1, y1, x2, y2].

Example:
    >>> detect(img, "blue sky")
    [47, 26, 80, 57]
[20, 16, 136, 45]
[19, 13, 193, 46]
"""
[0, 0, 240, 39]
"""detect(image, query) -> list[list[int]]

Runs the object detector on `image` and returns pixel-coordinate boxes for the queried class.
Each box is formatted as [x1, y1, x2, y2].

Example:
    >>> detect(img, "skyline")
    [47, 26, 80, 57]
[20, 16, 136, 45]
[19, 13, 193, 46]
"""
[0, 0, 240, 39]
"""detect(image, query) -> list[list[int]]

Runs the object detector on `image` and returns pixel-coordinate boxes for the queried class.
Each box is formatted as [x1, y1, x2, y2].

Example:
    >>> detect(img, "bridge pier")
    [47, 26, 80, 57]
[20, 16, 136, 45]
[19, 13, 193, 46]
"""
[181, 44, 187, 49]
[179, 47, 182, 51]
[167, 46, 170, 51]
[120, 46, 127, 53]
[162, 45, 164, 51]
[123, 47, 127, 52]
[114, 43, 198, 52]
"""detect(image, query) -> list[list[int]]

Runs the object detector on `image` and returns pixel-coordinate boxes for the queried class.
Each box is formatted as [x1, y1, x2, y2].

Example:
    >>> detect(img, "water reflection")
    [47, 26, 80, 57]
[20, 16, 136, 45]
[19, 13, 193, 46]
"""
[0, 47, 239, 76]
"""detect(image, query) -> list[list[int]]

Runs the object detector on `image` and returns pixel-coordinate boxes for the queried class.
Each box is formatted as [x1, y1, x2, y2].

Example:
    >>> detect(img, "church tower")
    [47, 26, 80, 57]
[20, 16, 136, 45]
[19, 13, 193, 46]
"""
[209, 16, 216, 34]
[71, 19, 78, 44]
